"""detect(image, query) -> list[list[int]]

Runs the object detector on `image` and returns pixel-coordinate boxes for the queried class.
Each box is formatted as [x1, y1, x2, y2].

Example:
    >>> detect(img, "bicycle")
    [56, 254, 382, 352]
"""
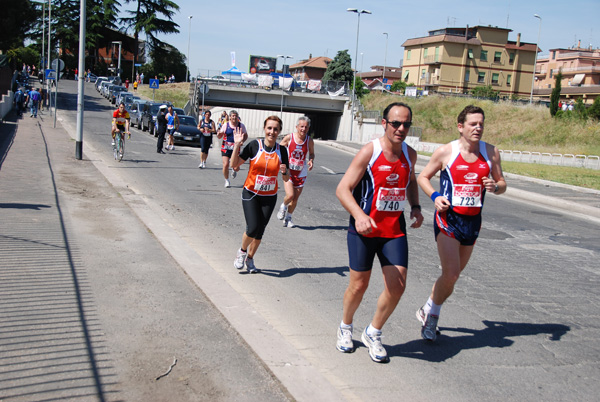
[112, 129, 130, 162]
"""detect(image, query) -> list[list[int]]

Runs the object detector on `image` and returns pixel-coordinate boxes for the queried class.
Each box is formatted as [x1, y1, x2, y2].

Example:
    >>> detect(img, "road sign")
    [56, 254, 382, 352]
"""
[149, 79, 159, 89]
[199, 84, 209, 95]
[134, 63, 142, 67]
[51, 59, 65, 72]
[45, 69, 56, 80]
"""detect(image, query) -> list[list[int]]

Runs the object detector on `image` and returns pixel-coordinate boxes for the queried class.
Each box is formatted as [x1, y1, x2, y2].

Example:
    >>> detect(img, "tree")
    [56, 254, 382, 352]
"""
[353, 76, 369, 99]
[574, 98, 587, 120]
[141, 42, 186, 82]
[390, 80, 407, 94]
[0, 1, 37, 53]
[322, 50, 353, 83]
[550, 71, 562, 116]
[121, 0, 180, 80]
[588, 97, 600, 121]
[471, 85, 499, 99]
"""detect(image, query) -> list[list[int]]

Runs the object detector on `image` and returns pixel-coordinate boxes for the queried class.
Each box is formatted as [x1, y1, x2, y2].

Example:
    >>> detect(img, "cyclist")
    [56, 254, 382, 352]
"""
[112, 102, 131, 145]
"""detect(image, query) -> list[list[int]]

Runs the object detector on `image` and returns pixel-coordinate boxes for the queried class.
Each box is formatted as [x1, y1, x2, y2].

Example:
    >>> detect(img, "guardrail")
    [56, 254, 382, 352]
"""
[499, 150, 600, 170]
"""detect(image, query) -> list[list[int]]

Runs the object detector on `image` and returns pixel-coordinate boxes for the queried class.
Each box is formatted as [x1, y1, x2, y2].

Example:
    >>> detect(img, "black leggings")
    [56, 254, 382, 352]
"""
[242, 189, 277, 240]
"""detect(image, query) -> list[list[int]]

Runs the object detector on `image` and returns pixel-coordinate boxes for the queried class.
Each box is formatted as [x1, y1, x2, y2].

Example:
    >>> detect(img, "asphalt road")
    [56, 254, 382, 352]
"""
[54, 79, 600, 401]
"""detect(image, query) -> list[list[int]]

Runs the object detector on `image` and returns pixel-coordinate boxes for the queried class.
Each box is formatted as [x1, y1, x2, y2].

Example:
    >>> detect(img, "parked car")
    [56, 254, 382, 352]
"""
[140, 102, 162, 133]
[172, 115, 201, 147]
[102, 82, 114, 98]
[130, 100, 148, 128]
[95, 77, 108, 91]
[110, 86, 127, 104]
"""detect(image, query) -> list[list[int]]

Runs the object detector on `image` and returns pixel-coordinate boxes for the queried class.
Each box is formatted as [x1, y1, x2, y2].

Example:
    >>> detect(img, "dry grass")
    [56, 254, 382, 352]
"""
[363, 92, 600, 156]
[136, 82, 192, 108]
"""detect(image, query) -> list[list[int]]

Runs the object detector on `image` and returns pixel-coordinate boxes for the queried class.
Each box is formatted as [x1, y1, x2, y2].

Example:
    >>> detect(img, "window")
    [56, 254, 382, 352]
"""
[509, 52, 515, 64]
[494, 52, 502, 63]
[465, 70, 470, 82]
[492, 73, 499, 84]
[435, 46, 440, 61]
[480, 50, 488, 62]
[407, 50, 411, 60]
[552, 51, 556, 59]
[424, 48, 428, 57]
[550, 69, 553, 78]
[478, 72, 486, 83]
[468, 49, 474, 59]
[507, 74, 512, 85]
[402, 70, 409, 81]
[421, 69, 426, 78]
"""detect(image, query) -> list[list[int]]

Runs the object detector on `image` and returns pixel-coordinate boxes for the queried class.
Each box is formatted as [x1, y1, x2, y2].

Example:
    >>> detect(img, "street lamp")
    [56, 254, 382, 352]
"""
[360, 53, 364, 73]
[530, 14, 542, 104]
[347, 8, 371, 142]
[112, 41, 122, 77]
[186, 16, 192, 82]
[382, 32, 388, 92]
[277, 54, 293, 117]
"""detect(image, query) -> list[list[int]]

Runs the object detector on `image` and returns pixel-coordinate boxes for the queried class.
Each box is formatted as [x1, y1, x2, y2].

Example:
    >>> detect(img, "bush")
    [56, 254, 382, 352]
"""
[471, 85, 499, 99]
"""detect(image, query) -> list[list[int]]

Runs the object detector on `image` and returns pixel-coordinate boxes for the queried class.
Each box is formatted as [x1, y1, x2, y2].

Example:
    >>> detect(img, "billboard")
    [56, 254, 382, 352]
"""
[249, 55, 277, 74]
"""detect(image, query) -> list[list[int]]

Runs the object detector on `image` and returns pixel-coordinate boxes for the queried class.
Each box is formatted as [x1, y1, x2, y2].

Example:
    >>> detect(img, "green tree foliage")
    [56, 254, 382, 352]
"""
[322, 50, 353, 83]
[121, 0, 180, 73]
[471, 85, 499, 99]
[0, 1, 37, 53]
[139, 43, 186, 83]
[550, 71, 562, 116]
[6, 46, 39, 72]
[574, 98, 587, 120]
[354, 76, 369, 99]
[588, 97, 600, 121]
[390, 80, 407, 94]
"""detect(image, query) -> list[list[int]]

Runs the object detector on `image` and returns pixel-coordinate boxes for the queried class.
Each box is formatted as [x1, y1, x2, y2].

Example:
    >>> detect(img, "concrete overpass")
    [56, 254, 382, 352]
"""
[190, 81, 351, 141]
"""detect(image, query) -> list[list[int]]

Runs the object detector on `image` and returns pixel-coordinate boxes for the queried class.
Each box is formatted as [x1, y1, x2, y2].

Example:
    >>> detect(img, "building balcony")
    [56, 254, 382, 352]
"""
[423, 55, 442, 64]
[558, 66, 600, 75]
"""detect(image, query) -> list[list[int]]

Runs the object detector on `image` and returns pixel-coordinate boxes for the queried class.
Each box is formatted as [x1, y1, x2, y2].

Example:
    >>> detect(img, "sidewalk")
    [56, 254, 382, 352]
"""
[0, 111, 291, 401]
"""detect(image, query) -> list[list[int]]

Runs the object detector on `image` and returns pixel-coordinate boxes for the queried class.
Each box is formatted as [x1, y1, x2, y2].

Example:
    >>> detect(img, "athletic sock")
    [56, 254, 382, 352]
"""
[286, 212, 292, 219]
[366, 324, 382, 337]
[340, 321, 353, 330]
[426, 297, 442, 316]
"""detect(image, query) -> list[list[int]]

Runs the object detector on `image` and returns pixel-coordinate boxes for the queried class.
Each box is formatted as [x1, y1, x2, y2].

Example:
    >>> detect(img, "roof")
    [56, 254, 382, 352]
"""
[403, 34, 481, 47]
[358, 71, 402, 79]
[290, 56, 332, 70]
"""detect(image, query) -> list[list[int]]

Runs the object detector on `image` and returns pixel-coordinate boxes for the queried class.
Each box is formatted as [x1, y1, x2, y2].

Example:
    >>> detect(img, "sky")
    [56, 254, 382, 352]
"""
[122, 0, 600, 78]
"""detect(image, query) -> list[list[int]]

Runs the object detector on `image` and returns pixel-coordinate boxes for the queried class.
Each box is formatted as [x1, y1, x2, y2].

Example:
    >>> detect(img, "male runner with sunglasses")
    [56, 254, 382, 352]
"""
[335, 102, 424, 363]
[416, 105, 506, 342]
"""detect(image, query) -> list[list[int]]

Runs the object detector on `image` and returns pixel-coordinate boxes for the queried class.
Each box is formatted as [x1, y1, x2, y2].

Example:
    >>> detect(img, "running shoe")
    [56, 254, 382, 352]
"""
[234, 249, 247, 269]
[231, 168, 237, 179]
[417, 307, 439, 342]
[277, 203, 287, 220]
[336, 326, 354, 353]
[283, 216, 295, 228]
[225, 179, 231, 188]
[361, 327, 389, 363]
[111, 140, 115, 146]
[198, 163, 203, 169]
[245, 257, 260, 274]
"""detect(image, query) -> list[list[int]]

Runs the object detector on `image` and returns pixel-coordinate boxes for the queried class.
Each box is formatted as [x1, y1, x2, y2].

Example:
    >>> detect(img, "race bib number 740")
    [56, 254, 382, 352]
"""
[375, 187, 406, 212]
[452, 184, 482, 207]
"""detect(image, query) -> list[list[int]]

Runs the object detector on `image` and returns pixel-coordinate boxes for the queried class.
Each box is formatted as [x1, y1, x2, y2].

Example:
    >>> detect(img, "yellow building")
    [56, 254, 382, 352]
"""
[401, 25, 538, 98]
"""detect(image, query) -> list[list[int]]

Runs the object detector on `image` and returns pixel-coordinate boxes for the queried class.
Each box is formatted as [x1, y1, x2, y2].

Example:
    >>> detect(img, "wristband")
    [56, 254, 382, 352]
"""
[411, 204, 421, 211]
[431, 191, 442, 202]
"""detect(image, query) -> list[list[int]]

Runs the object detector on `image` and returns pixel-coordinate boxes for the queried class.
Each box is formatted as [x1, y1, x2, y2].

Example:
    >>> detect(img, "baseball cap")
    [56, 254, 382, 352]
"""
[159, 104, 168, 109]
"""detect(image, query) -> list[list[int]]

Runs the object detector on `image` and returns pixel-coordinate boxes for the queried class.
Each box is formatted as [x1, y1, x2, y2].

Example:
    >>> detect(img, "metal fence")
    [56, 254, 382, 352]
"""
[499, 150, 600, 170]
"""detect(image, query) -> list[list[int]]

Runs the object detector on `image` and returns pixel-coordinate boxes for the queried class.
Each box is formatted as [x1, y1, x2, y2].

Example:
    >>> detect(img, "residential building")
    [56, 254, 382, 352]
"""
[401, 25, 538, 98]
[289, 56, 332, 81]
[534, 42, 600, 104]
[358, 66, 403, 91]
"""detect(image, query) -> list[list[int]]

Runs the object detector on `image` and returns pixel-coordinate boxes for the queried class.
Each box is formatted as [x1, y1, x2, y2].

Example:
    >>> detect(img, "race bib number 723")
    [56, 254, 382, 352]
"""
[452, 184, 482, 207]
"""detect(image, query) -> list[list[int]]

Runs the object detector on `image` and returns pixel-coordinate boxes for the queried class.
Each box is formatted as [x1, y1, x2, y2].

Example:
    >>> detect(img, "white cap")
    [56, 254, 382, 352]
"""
[159, 104, 168, 109]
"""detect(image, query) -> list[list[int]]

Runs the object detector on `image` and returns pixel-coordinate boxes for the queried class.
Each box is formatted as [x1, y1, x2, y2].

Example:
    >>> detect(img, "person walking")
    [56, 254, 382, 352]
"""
[197, 110, 216, 168]
[231, 116, 290, 273]
[335, 102, 424, 363]
[415, 105, 506, 342]
[165, 105, 179, 151]
[26, 87, 41, 118]
[217, 110, 247, 188]
[156, 105, 168, 154]
[13, 87, 24, 117]
[276, 116, 315, 228]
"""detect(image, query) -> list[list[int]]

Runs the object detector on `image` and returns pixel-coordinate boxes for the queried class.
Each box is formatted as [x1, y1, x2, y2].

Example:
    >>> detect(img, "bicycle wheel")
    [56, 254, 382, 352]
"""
[118, 137, 124, 162]
[113, 135, 119, 160]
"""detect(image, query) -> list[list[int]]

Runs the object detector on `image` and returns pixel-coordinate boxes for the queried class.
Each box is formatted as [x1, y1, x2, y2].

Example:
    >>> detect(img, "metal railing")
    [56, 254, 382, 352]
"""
[499, 150, 600, 170]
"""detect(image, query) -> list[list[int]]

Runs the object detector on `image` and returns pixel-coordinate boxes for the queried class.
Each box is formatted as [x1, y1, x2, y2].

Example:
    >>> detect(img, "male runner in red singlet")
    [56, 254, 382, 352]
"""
[416, 105, 507, 342]
[276, 116, 315, 228]
[336, 102, 424, 363]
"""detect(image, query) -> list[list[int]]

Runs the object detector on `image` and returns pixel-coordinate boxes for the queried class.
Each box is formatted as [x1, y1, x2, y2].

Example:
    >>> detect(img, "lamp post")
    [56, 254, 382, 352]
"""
[382, 32, 388, 92]
[360, 53, 364, 73]
[530, 14, 542, 104]
[347, 8, 371, 142]
[186, 15, 192, 82]
[112, 41, 122, 78]
[277, 54, 293, 117]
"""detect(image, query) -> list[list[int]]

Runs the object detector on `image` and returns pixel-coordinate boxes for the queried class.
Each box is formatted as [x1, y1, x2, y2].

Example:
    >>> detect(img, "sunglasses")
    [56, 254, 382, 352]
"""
[386, 120, 412, 129]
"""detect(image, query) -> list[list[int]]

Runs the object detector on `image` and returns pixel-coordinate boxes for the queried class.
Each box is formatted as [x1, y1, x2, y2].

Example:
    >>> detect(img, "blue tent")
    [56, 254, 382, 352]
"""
[221, 66, 244, 76]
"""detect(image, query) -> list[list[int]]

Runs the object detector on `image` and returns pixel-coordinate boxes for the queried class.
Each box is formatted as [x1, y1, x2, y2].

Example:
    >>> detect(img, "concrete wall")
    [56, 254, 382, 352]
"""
[0, 91, 13, 121]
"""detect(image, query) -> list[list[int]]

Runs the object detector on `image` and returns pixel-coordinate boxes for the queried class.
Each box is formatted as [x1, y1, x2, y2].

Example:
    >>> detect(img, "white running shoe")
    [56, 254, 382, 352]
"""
[202, 162, 206, 168]
[336, 326, 354, 353]
[245, 257, 260, 274]
[224, 179, 231, 188]
[283, 216, 295, 228]
[277, 203, 287, 220]
[417, 307, 439, 342]
[234, 249, 247, 269]
[111, 140, 115, 146]
[198, 163, 203, 169]
[230, 168, 237, 179]
[361, 327, 389, 363]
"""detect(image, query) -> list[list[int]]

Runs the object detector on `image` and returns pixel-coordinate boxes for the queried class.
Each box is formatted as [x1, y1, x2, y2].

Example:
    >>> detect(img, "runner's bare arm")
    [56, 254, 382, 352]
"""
[482, 143, 507, 195]
[308, 138, 315, 171]
[406, 147, 424, 228]
[417, 144, 451, 212]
